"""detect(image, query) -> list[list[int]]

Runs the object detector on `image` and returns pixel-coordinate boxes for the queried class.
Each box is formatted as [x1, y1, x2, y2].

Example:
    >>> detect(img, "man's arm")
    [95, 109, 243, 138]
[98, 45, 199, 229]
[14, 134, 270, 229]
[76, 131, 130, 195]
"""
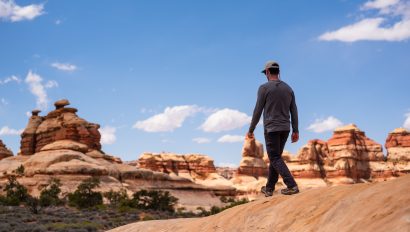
[248, 86, 266, 134]
[290, 91, 299, 142]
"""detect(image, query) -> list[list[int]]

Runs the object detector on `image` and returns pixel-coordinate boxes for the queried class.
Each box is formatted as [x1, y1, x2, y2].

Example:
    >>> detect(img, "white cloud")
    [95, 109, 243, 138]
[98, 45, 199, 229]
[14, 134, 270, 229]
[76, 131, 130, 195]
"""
[192, 137, 211, 144]
[200, 108, 251, 133]
[25, 70, 57, 110]
[404, 112, 410, 130]
[0, 75, 21, 85]
[133, 105, 200, 132]
[217, 134, 245, 143]
[55, 19, 61, 25]
[45, 80, 58, 88]
[362, 0, 400, 11]
[319, 0, 410, 42]
[307, 116, 343, 133]
[99, 126, 116, 145]
[0, 0, 44, 22]
[51, 62, 77, 71]
[0, 126, 23, 136]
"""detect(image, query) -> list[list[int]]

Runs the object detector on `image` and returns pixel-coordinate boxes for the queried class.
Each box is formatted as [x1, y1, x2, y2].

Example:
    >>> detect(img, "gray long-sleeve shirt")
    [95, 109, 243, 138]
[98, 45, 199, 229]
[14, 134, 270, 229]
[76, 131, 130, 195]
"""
[248, 80, 298, 133]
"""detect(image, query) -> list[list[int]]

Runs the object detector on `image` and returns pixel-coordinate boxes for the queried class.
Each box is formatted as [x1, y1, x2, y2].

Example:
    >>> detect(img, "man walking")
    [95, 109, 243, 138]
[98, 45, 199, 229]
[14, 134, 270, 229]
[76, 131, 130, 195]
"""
[247, 61, 299, 196]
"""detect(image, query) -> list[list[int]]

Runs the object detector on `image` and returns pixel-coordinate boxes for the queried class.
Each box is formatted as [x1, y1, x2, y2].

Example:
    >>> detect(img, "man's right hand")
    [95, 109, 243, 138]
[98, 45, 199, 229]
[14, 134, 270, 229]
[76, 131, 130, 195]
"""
[246, 132, 254, 139]
[291, 132, 299, 143]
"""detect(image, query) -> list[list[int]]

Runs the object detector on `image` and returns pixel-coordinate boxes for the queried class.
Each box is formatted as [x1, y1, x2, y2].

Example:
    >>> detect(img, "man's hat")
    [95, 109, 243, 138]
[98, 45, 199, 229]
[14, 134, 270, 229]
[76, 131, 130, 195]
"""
[261, 60, 280, 74]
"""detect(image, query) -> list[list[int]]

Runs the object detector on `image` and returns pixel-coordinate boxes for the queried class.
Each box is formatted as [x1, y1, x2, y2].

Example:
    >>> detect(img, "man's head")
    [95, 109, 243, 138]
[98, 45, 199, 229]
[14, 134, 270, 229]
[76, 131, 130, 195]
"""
[261, 61, 280, 78]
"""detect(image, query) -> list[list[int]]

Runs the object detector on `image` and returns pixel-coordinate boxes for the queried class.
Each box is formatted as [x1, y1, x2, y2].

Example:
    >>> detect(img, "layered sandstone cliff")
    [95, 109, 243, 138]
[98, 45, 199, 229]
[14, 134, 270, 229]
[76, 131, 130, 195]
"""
[137, 153, 217, 180]
[0, 140, 13, 160]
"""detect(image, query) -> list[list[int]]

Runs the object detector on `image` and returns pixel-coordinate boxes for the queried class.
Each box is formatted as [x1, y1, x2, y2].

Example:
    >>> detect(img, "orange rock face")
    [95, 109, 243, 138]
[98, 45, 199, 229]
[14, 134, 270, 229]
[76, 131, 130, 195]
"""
[137, 153, 217, 179]
[19, 100, 101, 155]
[385, 128, 410, 161]
[0, 140, 13, 160]
[237, 137, 267, 177]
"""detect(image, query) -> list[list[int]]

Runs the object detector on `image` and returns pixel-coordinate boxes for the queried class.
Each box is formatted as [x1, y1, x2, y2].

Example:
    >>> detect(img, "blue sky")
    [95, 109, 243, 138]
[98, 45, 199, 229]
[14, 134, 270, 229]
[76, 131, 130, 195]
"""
[1, 0, 410, 166]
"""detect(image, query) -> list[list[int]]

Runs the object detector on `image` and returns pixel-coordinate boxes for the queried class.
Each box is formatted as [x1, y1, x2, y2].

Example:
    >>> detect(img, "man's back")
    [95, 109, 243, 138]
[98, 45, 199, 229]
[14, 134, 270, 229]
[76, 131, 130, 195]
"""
[248, 80, 298, 134]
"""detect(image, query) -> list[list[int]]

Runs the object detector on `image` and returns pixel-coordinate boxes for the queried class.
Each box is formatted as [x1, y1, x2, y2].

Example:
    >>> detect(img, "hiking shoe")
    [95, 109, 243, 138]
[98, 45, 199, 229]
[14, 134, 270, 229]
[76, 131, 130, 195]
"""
[261, 186, 274, 197]
[281, 186, 299, 195]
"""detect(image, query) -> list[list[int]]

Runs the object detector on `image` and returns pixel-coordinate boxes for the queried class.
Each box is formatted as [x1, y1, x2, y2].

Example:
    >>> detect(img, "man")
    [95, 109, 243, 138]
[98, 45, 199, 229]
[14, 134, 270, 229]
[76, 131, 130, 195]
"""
[247, 60, 299, 196]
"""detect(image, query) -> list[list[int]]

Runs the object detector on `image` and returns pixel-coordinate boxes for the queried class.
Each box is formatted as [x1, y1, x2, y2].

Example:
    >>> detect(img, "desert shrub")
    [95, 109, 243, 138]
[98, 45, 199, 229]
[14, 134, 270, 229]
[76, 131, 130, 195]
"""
[39, 178, 63, 207]
[67, 177, 103, 209]
[26, 196, 40, 214]
[210, 206, 222, 214]
[197, 198, 249, 216]
[15, 165, 25, 176]
[3, 175, 29, 205]
[103, 189, 131, 208]
[132, 189, 178, 212]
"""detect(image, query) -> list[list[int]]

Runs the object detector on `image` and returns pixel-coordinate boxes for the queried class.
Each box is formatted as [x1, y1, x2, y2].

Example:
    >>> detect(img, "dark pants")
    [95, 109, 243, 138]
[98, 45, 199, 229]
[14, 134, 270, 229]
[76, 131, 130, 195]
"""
[264, 130, 297, 191]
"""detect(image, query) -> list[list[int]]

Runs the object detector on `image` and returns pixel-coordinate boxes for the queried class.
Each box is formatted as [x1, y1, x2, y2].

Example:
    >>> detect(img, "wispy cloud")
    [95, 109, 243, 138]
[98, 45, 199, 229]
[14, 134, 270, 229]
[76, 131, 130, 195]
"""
[0, 0, 44, 22]
[99, 126, 117, 145]
[200, 108, 251, 133]
[404, 112, 410, 130]
[319, 0, 410, 42]
[0, 126, 23, 136]
[217, 134, 245, 143]
[192, 137, 211, 144]
[307, 116, 343, 133]
[25, 70, 58, 110]
[1, 98, 8, 105]
[133, 105, 200, 132]
[51, 62, 77, 71]
[0, 75, 21, 85]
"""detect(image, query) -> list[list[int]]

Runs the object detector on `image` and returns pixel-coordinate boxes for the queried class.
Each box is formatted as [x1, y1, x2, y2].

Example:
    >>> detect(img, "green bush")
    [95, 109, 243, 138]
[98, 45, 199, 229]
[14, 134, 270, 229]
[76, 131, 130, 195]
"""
[132, 189, 178, 212]
[103, 189, 131, 208]
[67, 177, 103, 209]
[3, 175, 29, 206]
[39, 178, 63, 207]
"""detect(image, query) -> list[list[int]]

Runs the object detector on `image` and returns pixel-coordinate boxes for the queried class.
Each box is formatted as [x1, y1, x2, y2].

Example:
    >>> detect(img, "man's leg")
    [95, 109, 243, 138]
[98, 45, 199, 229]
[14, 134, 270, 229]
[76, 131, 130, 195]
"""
[264, 131, 280, 191]
[267, 131, 297, 189]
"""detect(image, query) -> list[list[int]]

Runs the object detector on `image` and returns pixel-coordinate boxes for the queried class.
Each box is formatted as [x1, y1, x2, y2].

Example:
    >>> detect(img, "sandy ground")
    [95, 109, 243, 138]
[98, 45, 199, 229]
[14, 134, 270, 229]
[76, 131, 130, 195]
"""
[109, 175, 410, 232]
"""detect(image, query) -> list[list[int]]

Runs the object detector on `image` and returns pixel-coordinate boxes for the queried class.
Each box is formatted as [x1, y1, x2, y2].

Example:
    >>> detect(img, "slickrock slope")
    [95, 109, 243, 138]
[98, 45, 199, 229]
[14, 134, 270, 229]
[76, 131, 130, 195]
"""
[110, 175, 410, 232]
[137, 153, 217, 180]
[0, 140, 13, 160]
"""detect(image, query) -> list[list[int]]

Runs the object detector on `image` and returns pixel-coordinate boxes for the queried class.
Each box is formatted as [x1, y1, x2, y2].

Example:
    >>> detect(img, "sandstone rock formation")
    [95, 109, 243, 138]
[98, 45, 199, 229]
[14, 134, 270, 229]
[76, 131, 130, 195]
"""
[19, 100, 101, 156]
[0, 140, 13, 160]
[237, 137, 266, 177]
[0, 100, 236, 211]
[137, 153, 217, 180]
[385, 128, 410, 161]
[109, 175, 410, 232]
